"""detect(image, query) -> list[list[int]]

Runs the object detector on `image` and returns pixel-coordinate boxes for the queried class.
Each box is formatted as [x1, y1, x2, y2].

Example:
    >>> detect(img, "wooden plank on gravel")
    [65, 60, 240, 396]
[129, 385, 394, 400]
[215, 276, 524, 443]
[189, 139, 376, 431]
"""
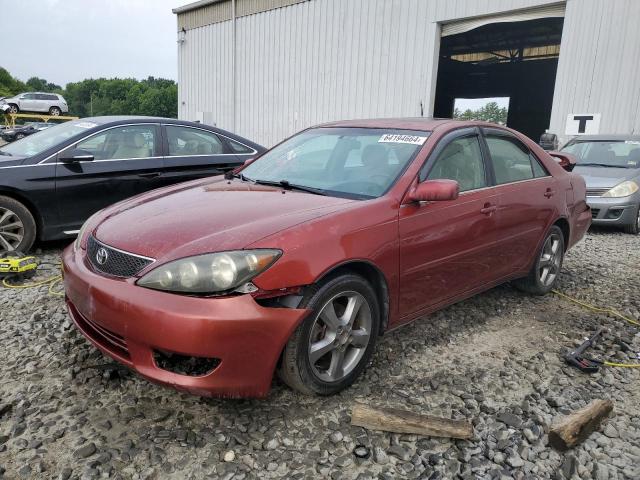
[351, 403, 473, 439]
[549, 399, 614, 451]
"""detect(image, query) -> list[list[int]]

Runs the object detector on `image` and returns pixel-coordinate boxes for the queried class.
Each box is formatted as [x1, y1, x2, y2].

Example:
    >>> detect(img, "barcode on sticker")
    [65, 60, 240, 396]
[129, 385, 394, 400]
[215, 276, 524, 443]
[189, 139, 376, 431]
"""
[378, 134, 427, 145]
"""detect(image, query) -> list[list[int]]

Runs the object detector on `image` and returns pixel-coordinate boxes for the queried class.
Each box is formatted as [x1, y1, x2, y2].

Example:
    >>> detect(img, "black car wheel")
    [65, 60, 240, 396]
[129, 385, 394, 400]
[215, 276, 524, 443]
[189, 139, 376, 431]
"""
[0, 196, 36, 254]
[8, 104, 18, 114]
[49, 107, 61, 116]
[514, 225, 565, 295]
[279, 273, 380, 395]
[623, 204, 640, 234]
[15, 133, 25, 140]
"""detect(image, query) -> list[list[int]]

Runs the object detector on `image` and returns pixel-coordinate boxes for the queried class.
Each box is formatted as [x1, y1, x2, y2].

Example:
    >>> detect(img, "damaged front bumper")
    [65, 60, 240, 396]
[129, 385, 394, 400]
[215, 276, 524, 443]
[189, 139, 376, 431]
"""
[62, 245, 308, 398]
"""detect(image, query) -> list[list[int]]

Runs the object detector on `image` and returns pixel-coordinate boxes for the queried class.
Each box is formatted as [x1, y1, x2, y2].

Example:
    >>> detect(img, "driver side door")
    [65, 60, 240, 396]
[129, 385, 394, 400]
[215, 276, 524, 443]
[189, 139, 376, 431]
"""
[398, 128, 501, 319]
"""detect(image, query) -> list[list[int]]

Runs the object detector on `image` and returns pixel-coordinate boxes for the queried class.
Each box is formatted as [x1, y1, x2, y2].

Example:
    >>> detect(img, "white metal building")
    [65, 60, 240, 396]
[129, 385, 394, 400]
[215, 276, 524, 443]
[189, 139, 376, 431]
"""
[173, 0, 640, 147]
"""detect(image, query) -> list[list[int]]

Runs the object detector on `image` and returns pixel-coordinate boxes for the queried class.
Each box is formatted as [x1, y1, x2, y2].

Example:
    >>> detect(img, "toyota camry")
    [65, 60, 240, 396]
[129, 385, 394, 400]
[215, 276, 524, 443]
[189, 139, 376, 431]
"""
[62, 118, 591, 398]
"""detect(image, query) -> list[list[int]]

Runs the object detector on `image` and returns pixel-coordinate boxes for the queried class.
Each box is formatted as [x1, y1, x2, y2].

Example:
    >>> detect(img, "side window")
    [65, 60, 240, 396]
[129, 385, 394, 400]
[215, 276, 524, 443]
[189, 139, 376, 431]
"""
[530, 153, 549, 178]
[46, 94, 59, 101]
[36, 94, 49, 100]
[23, 93, 36, 100]
[166, 125, 225, 156]
[227, 138, 254, 154]
[426, 136, 487, 192]
[486, 135, 536, 184]
[75, 125, 157, 160]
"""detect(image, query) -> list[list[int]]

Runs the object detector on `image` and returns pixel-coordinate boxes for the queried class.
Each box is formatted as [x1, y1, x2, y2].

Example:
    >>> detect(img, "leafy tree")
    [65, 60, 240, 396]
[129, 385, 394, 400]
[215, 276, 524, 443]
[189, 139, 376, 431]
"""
[453, 101, 508, 124]
[25, 77, 61, 92]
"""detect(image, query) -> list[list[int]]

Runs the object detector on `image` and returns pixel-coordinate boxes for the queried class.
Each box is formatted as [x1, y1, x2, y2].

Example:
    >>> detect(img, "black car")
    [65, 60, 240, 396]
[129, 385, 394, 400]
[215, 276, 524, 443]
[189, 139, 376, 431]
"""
[0, 116, 265, 253]
[1, 122, 54, 142]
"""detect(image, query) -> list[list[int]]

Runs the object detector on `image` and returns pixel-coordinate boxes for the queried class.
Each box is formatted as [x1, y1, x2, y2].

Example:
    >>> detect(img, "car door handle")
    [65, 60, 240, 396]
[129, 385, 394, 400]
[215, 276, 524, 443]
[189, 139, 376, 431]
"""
[544, 188, 555, 198]
[138, 172, 161, 179]
[480, 204, 497, 215]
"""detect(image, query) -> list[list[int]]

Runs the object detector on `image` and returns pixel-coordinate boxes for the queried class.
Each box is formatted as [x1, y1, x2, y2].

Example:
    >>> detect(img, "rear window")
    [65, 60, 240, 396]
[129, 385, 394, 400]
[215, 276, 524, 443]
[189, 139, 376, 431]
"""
[562, 141, 640, 168]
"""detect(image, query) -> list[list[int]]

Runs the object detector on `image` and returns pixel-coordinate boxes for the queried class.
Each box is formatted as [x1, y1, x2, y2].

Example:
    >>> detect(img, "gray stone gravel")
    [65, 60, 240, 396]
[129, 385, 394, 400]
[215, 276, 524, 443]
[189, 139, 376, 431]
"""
[0, 229, 639, 479]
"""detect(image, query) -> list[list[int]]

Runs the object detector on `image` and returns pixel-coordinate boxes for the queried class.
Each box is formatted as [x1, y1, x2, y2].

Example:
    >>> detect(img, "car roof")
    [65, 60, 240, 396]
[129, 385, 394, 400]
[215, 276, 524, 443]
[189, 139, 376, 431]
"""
[569, 134, 640, 141]
[316, 117, 493, 132]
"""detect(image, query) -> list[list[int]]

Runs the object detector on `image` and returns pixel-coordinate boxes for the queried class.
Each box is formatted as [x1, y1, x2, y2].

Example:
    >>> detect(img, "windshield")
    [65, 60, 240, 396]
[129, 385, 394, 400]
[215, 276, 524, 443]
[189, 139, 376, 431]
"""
[241, 127, 429, 199]
[562, 140, 640, 168]
[0, 120, 99, 157]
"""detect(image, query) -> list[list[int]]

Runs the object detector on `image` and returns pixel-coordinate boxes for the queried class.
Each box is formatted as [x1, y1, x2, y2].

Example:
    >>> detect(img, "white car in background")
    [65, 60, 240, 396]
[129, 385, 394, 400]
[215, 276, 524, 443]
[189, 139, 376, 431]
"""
[0, 92, 69, 116]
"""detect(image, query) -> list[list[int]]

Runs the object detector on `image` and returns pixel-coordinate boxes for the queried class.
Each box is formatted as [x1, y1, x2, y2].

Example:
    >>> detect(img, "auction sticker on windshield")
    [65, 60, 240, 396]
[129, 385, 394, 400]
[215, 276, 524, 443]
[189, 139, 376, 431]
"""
[378, 134, 427, 145]
[74, 122, 98, 129]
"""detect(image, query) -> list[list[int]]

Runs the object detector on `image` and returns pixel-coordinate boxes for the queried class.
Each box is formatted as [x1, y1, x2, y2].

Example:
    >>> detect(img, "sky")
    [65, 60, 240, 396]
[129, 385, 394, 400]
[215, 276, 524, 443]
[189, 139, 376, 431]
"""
[2, 0, 193, 87]
[455, 97, 510, 112]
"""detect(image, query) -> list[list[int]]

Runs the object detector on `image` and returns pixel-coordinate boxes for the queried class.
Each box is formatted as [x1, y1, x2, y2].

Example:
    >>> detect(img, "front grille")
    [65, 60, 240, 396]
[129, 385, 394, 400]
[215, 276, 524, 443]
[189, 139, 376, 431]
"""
[591, 208, 600, 219]
[87, 235, 154, 278]
[586, 188, 609, 197]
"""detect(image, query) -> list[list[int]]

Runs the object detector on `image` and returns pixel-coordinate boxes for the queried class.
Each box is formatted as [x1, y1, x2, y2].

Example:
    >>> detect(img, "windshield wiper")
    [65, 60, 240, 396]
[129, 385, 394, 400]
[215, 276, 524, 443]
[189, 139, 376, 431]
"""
[0, 150, 11, 156]
[224, 171, 251, 181]
[579, 162, 627, 168]
[253, 179, 327, 196]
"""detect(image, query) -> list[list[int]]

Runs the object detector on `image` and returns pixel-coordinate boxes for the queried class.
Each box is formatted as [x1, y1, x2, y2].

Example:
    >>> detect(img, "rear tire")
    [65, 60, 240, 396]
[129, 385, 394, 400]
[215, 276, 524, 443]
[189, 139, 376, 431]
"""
[0, 196, 36, 254]
[49, 106, 61, 116]
[514, 225, 564, 295]
[279, 274, 380, 395]
[623, 205, 640, 234]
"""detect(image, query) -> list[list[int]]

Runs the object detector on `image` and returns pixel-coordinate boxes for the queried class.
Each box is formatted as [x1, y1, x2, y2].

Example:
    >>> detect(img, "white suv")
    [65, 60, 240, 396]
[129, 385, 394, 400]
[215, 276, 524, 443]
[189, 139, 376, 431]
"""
[1, 92, 69, 116]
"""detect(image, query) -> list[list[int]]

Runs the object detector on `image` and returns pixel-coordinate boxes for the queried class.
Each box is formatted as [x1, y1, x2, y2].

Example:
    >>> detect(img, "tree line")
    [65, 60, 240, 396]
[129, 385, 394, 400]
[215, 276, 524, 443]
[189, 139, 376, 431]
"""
[453, 101, 508, 125]
[0, 67, 177, 118]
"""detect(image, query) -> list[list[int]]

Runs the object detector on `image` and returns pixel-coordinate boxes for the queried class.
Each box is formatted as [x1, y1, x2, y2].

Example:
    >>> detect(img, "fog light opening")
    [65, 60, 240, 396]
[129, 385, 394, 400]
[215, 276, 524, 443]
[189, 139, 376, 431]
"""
[153, 350, 221, 376]
[605, 208, 623, 220]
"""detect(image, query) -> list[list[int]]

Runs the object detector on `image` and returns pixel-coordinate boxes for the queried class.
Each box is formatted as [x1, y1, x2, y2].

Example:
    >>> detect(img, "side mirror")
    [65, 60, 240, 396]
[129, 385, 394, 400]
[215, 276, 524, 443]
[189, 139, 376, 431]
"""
[548, 151, 577, 172]
[409, 179, 459, 202]
[59, 148, 95, 163]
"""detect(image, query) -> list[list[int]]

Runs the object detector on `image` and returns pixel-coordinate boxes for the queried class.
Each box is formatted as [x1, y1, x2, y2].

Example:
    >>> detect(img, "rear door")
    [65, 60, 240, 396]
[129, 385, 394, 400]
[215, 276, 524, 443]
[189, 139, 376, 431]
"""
[159, 124, 252, 186]
[398, 128, 501, 318]
[54, 123, 164, 230]
[35, 94, 51, 112]
[481, 128, 557, 276]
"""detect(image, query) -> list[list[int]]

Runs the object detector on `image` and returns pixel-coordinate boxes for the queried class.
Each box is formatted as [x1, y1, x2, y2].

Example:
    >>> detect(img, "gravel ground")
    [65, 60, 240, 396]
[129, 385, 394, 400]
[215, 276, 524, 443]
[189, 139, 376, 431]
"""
[1, 230, 639, 480]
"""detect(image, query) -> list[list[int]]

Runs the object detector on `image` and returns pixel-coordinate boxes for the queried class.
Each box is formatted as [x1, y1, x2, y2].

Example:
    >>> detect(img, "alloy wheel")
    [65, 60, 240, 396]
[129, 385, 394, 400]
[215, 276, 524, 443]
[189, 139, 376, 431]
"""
[8, 105, 18, 114]
[538, 232, 562, 286]
[50, 108, 60, 116]
[0, 207, 25, 253]
[307, 291, 372, 382]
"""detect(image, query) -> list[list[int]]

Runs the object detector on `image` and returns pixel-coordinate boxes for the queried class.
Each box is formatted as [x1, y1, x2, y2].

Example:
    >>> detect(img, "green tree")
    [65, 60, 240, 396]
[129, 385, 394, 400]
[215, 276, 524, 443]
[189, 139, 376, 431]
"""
[25, 77, 61, 92]
[452, 101, 508, 124]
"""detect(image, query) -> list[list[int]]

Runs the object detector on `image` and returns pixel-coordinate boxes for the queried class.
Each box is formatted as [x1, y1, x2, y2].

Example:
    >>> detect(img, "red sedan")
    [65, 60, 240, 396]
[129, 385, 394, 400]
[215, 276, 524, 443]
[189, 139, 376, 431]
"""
[62, 119, 591, 398]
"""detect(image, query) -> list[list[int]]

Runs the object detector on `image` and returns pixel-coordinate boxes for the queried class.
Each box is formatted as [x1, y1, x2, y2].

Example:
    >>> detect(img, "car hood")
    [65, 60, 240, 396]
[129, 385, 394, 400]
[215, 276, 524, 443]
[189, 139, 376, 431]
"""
[573, 165, 639, 189]
[94, 177, 357, 263]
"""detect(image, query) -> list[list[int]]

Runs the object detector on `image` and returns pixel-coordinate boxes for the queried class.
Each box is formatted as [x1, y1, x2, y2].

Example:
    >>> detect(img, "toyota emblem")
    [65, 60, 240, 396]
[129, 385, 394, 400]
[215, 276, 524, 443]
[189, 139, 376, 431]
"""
[96, 247, 109, 265]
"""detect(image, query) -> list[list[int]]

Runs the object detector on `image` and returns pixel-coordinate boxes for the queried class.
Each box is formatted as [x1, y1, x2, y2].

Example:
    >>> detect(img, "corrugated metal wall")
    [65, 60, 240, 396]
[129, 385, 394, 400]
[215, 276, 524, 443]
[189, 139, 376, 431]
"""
[549, 0, 640, 141]
[176, 0, 640, 146]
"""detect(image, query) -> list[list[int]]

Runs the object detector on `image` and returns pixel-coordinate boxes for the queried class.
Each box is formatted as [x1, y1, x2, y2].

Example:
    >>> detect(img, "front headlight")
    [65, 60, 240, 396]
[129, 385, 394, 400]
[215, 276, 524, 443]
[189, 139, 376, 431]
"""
[602, 180, 639, 198]
[137, 249, 282, 294]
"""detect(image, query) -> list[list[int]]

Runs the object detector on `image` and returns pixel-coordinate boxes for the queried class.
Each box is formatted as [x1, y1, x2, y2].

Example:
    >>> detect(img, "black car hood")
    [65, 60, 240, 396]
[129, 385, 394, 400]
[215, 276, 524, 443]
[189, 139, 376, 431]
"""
[573, 165, 640, 189]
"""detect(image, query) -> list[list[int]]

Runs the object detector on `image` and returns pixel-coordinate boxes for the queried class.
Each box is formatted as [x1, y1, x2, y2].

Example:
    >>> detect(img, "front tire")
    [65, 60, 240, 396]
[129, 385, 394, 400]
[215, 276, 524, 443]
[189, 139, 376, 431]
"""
[49, 106, 61, 116]
[279, 274, 380, 395]
[7, 104, 18, 114]
[514, 225, 565, 295]
[623, 205, 640, 234]
[0, 196, 36, 254]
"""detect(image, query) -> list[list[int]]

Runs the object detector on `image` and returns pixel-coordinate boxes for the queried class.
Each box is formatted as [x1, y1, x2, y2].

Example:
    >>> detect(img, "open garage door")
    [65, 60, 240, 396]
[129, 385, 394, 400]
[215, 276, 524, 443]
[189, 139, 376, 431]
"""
[433, 6, 565, 142]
